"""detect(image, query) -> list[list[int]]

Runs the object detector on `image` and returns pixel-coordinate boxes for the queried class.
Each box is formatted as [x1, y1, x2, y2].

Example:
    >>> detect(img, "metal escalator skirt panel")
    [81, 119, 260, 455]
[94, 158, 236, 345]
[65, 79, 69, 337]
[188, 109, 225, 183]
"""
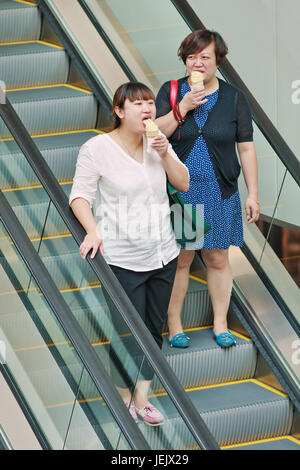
[0, 0, 41, 42]
[0, 43, 69, 89]
[0, 87, 98, 138]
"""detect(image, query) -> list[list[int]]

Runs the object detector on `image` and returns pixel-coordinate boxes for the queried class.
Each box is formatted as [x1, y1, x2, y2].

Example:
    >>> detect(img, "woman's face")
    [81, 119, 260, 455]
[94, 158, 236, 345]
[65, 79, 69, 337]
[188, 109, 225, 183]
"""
[116, 97, 156, 134]
[185, 41, 218, 84]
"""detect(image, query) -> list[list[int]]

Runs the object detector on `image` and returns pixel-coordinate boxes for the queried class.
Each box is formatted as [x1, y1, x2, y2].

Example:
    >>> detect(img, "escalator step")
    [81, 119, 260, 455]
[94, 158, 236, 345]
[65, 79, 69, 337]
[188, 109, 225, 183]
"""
[0, 131, 99, 189]
[42, 380, 293, 449]
[0, 41, 69, 88]
[224, 436, 300, 450]
[180, 278, 213, 327]
[0, 86, 98, 138]
[154, 328, 257, 390]
[143, 381, 293, 449]
[0, 0, 41, 43]
[3, 185, 73, 239]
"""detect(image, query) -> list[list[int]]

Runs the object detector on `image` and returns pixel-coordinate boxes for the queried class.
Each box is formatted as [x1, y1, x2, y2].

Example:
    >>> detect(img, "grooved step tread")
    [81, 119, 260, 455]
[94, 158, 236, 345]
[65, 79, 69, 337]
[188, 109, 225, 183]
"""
[0, 0, 36, 11]
[6, 84, 93, 102]
[0, 40, 64, 54]
[43, 379, 293, 449]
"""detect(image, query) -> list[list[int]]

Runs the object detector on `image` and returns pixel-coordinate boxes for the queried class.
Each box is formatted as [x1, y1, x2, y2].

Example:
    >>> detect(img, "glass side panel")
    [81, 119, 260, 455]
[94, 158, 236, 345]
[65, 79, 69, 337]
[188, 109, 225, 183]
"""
[0, 120, 203, 449]
[0, 219, 131, 450]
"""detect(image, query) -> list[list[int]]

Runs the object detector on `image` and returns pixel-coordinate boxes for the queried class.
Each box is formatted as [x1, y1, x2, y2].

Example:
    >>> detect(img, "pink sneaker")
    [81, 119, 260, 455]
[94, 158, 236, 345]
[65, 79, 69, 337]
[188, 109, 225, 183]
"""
[125, 401, 138, 423]
[135, 402, 164, 426]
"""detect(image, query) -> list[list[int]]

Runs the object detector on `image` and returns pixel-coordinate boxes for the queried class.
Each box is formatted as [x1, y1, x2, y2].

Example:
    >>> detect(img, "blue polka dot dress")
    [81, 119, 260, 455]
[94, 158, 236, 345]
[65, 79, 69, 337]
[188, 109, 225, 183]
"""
[180, 80, 243, 250]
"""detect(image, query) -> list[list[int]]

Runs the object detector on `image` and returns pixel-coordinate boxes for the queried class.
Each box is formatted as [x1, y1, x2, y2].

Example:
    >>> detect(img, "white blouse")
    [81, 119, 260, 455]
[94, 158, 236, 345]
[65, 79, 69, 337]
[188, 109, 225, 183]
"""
[69, 133, 189, 271]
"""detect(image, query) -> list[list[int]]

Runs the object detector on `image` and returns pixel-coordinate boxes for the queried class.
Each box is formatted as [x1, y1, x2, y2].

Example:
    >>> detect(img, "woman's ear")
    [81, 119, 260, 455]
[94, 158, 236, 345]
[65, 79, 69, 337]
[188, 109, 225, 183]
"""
[114, 106, 124, 120]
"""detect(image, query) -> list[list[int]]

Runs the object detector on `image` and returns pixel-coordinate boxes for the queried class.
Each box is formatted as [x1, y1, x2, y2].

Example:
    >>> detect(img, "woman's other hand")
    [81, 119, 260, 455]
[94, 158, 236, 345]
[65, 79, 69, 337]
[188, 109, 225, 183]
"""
[79, 229, 103, 259]
[245, 197, 260, 223]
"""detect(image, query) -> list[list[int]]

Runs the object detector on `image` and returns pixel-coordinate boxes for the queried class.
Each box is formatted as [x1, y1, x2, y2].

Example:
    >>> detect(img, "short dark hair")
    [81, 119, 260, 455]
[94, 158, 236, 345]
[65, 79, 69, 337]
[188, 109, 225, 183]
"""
[178, 29, 228, 66]
[112, 82, 155, 129]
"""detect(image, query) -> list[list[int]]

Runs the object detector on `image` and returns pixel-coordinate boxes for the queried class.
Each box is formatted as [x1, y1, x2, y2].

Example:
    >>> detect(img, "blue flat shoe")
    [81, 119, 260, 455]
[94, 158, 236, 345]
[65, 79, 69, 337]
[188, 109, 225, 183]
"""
[213, 329, 236, 348]
[167, 332, 190, 348]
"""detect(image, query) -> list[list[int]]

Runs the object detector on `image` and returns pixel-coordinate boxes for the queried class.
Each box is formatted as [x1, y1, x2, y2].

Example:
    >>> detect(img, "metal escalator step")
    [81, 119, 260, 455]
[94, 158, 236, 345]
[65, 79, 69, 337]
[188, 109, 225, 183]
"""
[42, 380, 293, 450]
[3, 185, 73, 239]
[151, 328, 257, 391]
[0, 284, 109, 351]
[0, 131, 100, 190]
[181, 278, 213, 328]
[223, 436, 300, 450]
[0, 41, 69, 88]
[142, 381, 293, 449]
[0, 234, 97, 290]
[0, 0, 41, 42]
[0, 86, 97, 138]
[31, 236, 99, 290]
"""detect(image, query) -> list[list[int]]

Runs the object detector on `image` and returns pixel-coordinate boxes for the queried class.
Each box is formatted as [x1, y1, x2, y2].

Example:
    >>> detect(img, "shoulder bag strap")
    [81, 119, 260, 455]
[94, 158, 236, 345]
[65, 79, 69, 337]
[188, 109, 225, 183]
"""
[170, 80, 178, 110]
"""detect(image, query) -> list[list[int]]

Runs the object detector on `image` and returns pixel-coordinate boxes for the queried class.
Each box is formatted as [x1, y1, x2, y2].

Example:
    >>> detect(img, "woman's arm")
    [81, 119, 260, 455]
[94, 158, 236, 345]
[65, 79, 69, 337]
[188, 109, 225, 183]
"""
[70, 197, 103, 258]
[156, 88, 207, 138]
[237, 141, 260, 223]
[151, 135, 189, 192]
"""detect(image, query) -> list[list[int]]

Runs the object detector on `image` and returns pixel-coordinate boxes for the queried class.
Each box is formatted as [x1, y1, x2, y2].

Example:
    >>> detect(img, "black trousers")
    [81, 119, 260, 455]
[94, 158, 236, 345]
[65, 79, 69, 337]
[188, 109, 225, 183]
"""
[107, 257, 178, 388]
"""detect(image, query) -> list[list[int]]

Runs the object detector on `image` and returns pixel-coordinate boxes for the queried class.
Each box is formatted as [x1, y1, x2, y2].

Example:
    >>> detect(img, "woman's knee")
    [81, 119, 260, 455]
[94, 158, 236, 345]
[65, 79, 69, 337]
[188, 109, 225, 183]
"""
[177, 249, 195, 270]
[201, 249, 229, 270]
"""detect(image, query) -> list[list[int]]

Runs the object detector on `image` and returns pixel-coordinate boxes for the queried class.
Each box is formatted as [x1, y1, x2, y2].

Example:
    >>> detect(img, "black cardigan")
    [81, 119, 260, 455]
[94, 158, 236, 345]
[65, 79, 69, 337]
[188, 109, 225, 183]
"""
[156, 77, 253, 199]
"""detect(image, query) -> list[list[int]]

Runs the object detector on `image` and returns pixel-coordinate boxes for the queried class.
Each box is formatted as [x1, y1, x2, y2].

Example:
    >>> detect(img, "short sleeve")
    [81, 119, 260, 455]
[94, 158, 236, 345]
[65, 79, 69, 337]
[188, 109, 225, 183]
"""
[69, 144, 101, 206]
[236, 90, 254, 142]
[156, 81, 172, 118]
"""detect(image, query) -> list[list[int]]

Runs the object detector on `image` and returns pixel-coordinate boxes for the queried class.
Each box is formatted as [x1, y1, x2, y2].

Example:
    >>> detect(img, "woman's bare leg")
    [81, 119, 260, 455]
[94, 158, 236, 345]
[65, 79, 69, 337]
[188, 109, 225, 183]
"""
[201, 248, 232, 334]
[167, 249, 195, 339]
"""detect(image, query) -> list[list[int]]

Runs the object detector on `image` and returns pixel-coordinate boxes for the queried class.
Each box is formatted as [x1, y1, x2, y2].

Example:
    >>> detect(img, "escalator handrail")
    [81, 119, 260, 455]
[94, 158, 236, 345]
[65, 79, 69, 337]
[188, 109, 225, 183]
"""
[0, 100, 219, 451]
[0, 190, 150, 451]
[170, 0, 299, 187]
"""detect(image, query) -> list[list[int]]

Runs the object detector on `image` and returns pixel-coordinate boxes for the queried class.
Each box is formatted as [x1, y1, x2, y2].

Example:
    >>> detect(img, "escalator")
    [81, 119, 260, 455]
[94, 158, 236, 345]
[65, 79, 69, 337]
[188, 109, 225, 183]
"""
[0, 0, 299, 450]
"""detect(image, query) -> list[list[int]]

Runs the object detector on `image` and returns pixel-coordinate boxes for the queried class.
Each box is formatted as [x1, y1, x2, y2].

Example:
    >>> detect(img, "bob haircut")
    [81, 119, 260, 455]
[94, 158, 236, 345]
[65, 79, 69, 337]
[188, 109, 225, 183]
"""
[178, 29, 228, 66]
[112, 82, 155, 129]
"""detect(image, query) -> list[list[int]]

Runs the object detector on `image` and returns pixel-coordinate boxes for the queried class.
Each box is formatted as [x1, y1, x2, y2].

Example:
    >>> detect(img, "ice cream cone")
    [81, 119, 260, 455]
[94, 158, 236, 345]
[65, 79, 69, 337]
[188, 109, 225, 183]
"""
[145, 119, 159, 138]
[190, 71, 204, 90]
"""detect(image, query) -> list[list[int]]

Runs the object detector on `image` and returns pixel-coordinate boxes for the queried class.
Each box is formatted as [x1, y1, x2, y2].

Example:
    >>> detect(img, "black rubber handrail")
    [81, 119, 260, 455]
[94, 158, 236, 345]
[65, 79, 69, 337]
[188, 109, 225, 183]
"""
[0, 190, 150, 451]
[170, 0, 299, 187]
[0, 96, 219, 451]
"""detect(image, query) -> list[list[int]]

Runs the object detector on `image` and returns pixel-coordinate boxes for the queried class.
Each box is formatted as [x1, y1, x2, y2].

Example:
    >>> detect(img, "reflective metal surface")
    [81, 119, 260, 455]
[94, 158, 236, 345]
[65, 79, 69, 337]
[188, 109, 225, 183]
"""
[229, 245, 300, 396]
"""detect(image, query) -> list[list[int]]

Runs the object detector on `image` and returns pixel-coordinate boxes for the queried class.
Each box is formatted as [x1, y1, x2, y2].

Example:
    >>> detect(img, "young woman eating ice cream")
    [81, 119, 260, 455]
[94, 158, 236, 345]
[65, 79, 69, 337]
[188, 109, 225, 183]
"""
[69, 82, 189, 426]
